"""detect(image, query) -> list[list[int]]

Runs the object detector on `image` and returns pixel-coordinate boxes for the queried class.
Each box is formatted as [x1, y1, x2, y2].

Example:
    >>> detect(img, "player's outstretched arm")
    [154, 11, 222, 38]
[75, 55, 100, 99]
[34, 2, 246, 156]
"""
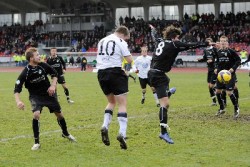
[14, 93, 25, 110]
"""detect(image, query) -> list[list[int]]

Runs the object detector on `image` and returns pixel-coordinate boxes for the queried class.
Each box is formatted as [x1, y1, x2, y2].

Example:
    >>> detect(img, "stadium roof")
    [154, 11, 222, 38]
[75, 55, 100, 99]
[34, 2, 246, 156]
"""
[0, 0, 247, 14]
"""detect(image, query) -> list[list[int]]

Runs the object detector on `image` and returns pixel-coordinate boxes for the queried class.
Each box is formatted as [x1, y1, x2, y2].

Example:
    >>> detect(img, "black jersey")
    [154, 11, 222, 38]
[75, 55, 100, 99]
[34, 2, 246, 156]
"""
[151, 39, 208, 72]
[214, 48, 241, 72]
[46, 55, 66, 76]
[198, 46, 217, 71]
[14, 62, 58, 96]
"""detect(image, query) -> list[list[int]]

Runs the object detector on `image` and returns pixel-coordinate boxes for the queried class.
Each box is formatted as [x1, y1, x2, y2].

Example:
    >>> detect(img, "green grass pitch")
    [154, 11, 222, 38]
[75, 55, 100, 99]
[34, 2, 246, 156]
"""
[0, 70, 249, 167]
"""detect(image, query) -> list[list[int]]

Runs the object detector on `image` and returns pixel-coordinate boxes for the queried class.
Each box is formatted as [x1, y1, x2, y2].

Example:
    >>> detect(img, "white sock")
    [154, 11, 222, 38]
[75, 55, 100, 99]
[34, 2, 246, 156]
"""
[118, 116, 128, 137]
[142, 93, 145, 99]
[153, 93, 159, 104]
[102, 113, 112, 129]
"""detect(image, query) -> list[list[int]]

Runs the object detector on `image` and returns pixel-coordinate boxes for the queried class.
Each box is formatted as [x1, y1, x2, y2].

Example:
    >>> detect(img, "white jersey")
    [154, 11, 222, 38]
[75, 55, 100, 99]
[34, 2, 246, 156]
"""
[96, 34, 131, 69]
[134, 55, 152, 79]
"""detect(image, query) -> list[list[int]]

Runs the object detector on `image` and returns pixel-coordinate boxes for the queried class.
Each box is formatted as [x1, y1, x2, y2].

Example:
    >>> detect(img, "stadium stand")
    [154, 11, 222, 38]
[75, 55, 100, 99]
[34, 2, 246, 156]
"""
[0, 0, 249, 66]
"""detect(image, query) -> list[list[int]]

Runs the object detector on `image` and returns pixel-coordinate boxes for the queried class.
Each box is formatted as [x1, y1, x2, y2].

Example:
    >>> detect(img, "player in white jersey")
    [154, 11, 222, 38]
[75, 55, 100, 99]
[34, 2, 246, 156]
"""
[134, 46, 176, 107]
[134, 46, 160, 106]
[96, 26, 133, 150]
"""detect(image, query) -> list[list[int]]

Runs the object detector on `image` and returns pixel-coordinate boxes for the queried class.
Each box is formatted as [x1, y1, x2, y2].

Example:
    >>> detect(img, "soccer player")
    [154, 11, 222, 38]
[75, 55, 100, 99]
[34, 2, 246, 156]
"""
[81, 56, 87, 71]
[148, 24, 209, 144]
[97, 26, 133, 150]
[134, 46, 176, 107]
[47, 48, 74, 104]
[122, 58, 136, 82]
[14, 47, 76, 151]
[197, 38, 217, 106]
[214, 36, 241, 119]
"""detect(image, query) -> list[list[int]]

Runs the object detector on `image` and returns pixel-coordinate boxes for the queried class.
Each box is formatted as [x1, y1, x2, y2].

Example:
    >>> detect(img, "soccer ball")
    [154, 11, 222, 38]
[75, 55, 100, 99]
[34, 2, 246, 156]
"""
[217, 70, 232, 84]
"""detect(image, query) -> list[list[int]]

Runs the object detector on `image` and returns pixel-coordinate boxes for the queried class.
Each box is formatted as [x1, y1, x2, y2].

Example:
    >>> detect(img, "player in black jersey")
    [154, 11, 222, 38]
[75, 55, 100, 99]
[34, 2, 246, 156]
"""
[148, 25, 209, 144]
[214, 36, 241, 119]
[47, 48, 74, 104]
[14, 47, 76, 151]
[197, 38, 217, 106]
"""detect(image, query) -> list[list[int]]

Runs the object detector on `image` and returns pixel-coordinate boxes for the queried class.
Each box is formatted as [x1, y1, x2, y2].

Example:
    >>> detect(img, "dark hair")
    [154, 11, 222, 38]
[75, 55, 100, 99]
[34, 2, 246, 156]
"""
[162, 25, 181, 39]
[25, 47, 37, 62]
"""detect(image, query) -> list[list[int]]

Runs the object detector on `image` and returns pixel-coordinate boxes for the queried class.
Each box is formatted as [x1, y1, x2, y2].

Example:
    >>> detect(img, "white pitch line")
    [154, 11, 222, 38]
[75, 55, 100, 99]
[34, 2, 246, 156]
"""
[0, 114, 154, 142]
[1, 97, 249, 143]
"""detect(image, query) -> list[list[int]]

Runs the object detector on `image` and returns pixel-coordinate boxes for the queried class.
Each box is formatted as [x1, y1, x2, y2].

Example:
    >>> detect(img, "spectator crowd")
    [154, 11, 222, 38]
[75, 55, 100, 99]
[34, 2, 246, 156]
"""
[0, 10, 249, 58]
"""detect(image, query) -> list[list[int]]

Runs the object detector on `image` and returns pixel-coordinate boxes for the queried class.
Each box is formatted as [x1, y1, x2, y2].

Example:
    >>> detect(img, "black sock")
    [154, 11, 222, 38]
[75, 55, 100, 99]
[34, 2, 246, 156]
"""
[32, 119, 39, 144]
[58, 118, 69, 136]
[209, 87, 215, 97]
[159, 107, 168, 134]
[234, 88, 239, 105]
[216, 93, 224, 110]
[221, 91, 227, 105]
[212, 98, 217, 103]
[229, 94, 238, 108]
[209, 87, 216, 104]
[128, 74, 135, 80]
[167, 91, 172, 98]
[64, 88, 69, 97]
[234, 88, 239, 99]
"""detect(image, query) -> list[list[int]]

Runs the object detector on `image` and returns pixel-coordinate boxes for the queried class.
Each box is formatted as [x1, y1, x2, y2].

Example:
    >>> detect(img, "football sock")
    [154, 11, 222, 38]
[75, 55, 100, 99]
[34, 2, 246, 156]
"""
[234, 88, 239, 99]
[216, 93, 224, 110]
[212, 96, 217, 103]
[57, 118, 69, 136]
[64, 88, 69, 97]
[102, 109, 113, 129]
[159, 107, 168, 134]
[209, 87, 215, 97]
[128, 74, 135, 80]
[229, 93, 238, 107]
[153, 92, 159, 104]
[221, 90, 227, 105]
[32, 119, 40, 144]
[142, 90, 146, 99]
[209, 87, 216, 103]
[167, 92, 171, 97]
[117, 112, 127, 137]
[234, 88, 239, 104]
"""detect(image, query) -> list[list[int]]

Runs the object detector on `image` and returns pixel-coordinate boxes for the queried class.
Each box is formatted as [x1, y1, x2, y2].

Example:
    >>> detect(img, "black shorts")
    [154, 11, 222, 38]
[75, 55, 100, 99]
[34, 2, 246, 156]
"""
[148, 69, 169, 98]
[29, 94, 61, 113]
[57, 75, 66, 84]
[139, 77, 151, 89]
[98, 67, 128, 95]
[216, 73, 236, 91]
[208, 70, 217, 84]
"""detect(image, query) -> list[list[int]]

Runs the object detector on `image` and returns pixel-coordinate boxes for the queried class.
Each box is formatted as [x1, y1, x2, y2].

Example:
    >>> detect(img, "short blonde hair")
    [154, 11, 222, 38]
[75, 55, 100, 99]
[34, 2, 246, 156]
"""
[220, 35, 228, 41]
[25, 47, 37, 62]
[115, 26, 130, 36]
